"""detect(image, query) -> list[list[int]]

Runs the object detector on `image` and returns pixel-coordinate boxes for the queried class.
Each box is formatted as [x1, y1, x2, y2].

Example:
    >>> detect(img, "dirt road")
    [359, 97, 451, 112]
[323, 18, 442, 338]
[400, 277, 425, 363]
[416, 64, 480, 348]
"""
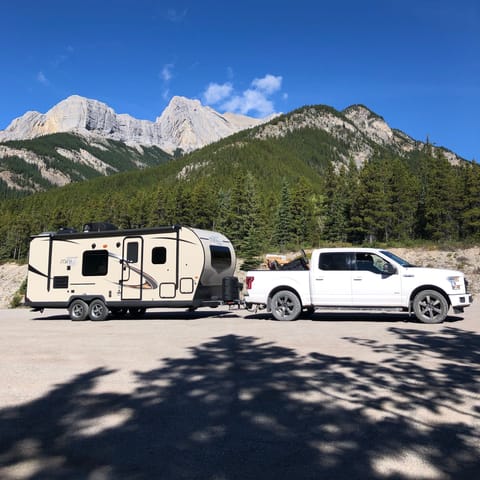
[1, 304, 479, 479]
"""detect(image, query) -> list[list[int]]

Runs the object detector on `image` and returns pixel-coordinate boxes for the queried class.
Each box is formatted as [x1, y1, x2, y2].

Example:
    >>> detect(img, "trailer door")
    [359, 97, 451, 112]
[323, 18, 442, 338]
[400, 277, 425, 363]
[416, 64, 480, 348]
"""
[121, 236, 144, 300]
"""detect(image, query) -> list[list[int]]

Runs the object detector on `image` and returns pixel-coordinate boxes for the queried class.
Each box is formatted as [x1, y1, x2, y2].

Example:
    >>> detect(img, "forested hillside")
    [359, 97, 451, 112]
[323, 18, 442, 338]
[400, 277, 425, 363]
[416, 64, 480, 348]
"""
[1, 110, 479, 263]
[0, 132, 171, 198]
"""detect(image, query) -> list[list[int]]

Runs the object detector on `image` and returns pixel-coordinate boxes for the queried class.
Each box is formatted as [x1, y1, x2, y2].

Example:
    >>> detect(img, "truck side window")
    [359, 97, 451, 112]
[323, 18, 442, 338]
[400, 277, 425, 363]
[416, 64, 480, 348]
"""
[319, 253, 353, 271]
[355, 253, 390, 274]
[82, 250, 109, 276]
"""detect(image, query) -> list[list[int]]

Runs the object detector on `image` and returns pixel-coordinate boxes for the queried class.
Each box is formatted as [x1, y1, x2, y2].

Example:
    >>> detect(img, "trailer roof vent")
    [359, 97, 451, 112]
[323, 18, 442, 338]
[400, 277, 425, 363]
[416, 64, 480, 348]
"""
[83, 222, 118, 232]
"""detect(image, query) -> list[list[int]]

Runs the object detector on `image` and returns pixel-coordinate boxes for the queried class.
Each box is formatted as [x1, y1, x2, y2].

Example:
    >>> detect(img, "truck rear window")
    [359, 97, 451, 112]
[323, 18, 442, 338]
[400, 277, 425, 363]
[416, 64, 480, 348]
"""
[319, 252, 353, 271]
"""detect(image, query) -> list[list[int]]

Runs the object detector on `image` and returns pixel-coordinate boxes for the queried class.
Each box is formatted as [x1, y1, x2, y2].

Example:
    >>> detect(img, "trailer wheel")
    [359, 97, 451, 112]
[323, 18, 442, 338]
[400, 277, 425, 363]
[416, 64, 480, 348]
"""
[412, 289, 449, 324]
[271, 290, 301, 321]
[88, 299, 109, 321]
[69, 299, 89, 321]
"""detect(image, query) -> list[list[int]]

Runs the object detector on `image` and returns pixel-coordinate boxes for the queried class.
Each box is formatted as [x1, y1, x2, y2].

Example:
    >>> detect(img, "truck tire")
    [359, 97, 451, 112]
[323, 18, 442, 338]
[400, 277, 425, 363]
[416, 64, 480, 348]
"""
[413, 289, 449, 324]
[69, 299, 89, 321]
[271, 290, 301, 321]
[88, 299, 109, 321]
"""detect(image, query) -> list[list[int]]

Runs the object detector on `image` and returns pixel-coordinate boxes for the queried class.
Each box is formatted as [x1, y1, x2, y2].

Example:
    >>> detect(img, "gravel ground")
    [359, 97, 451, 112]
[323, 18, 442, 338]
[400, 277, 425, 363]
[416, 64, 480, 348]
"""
[0, 302, 479, 479]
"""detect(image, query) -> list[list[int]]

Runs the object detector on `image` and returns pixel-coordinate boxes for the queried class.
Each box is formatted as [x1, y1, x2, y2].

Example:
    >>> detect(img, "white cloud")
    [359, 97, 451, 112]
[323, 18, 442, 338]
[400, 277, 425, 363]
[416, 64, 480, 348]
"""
[160, 63, 174, 82]
[203, 82, 233, 104]
[166, 8, 188, 22]
[37, 71, 50, 86]
[222, 89, 274, 117]
[251, 74, 282, 94]
[202, 73, 284, 117]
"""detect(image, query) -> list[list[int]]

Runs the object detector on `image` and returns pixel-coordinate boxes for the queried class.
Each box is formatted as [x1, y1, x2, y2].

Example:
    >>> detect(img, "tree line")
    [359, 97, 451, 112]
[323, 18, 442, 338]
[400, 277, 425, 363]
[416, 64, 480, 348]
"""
[0, 143, 479, 264]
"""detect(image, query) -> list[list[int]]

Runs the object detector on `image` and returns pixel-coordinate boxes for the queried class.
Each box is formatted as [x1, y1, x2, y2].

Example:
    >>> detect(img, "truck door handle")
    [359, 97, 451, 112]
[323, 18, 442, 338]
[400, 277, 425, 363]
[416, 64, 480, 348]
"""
[353, 277, 363, 281]
[316, 278, 324, 281]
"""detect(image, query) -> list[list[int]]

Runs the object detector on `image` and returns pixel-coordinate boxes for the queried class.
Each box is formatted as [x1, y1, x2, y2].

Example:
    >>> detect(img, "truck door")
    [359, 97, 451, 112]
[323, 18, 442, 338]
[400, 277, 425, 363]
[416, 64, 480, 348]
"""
[310, 252, 354, 306]
[351, 252, 402, 306]
[121, 236, 144, 300]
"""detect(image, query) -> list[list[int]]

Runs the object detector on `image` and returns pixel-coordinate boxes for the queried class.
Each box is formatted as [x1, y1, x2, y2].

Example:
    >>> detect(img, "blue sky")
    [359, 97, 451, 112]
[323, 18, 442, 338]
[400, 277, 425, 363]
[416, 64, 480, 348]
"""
[1, 0, 479, 160]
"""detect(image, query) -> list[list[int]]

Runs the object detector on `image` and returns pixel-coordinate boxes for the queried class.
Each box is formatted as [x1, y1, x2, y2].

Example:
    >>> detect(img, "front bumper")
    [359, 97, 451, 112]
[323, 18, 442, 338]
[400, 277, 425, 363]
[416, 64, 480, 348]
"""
[450, 293, 473, 309]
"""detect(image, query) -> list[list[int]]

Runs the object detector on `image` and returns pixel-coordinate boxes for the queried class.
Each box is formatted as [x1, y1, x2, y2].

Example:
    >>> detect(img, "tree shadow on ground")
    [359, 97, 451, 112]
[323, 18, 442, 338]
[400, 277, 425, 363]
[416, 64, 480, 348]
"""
[1, 327, 479, 479]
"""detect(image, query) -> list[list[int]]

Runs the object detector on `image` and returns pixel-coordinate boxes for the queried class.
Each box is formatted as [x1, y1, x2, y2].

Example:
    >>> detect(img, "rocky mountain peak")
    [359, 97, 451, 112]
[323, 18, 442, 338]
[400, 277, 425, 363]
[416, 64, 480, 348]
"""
[0, 95, 264, 154]
[343, 104, 394, 146]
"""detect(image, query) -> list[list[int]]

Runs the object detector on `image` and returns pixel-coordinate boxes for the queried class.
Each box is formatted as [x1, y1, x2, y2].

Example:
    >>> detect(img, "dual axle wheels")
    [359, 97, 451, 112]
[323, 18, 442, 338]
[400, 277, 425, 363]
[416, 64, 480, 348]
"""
[69, 299, 108, 321]
[69, 299, 146, 321]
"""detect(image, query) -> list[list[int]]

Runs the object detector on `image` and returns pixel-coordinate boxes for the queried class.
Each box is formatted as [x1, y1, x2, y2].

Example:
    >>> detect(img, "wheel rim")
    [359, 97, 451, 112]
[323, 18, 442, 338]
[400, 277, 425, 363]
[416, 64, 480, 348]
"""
[91, 303, 105, 319]
[418, 294, 442, 321]
[72, 304, 85, 318]
[274, 294, 295, 319]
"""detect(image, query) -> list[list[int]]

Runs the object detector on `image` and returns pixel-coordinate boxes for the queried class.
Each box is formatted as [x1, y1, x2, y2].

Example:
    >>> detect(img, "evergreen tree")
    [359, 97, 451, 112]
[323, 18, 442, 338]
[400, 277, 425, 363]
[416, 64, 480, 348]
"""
[273, 180, 293, 250]
[460, 161, 480, 240]
[416, 150, 459, 241]
[350, 158, 392, 243]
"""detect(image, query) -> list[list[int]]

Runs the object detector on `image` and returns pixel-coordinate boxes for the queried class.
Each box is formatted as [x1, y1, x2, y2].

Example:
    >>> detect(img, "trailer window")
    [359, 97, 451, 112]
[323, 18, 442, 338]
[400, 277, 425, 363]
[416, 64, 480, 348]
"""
[82, 250, 109, 276]
[210, 246, 231, 272]
[126, 242, 139, 263]
[152, 247, 167, 264]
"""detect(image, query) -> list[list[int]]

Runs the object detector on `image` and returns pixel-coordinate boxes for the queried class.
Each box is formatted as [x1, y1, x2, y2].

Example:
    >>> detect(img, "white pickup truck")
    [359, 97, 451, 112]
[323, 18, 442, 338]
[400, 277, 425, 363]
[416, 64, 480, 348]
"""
[245, 248, 472, 323]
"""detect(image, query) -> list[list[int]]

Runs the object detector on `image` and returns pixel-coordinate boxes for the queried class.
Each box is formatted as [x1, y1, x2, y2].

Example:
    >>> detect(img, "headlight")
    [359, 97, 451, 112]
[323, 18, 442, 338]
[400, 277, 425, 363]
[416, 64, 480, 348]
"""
[448, 276, 462, 290]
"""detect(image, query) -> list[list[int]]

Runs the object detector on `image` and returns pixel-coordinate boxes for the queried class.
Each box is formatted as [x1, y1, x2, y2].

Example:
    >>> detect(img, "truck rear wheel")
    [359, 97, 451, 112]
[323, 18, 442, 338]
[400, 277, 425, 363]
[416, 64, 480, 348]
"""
[69, 299, 89, 321]
[271, 290, 301, 321]
[413, 289, 449, 324]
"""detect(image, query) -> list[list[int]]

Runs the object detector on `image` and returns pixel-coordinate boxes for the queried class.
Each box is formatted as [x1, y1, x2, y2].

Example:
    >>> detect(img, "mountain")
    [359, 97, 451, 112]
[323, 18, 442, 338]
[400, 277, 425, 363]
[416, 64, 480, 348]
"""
[0, 95, 269, 197]
[254, 104, 462, 166]
[0, 95, 267, 154]
[0, 133, 171, 196]
[0, 97, 464, 199]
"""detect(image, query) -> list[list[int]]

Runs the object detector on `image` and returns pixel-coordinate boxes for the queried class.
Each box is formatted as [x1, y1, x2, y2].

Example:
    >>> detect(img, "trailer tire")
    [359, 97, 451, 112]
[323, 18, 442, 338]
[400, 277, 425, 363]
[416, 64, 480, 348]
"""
[88, 299, 109, 321]
[69, 299, 89, 321]
[271, 290, 301, 321]
[413, 289, 449, 324]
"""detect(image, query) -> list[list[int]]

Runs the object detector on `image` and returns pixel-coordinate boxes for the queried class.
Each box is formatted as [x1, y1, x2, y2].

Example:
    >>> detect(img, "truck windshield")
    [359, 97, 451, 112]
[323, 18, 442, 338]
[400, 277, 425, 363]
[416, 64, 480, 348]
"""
[380, 250, 415, 267]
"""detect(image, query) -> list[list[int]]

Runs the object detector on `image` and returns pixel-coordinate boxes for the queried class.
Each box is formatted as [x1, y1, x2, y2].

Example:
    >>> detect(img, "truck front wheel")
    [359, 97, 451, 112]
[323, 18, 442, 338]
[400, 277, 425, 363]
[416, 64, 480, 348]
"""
[271, 290, 301, 321]
[413, 289, 449, 324]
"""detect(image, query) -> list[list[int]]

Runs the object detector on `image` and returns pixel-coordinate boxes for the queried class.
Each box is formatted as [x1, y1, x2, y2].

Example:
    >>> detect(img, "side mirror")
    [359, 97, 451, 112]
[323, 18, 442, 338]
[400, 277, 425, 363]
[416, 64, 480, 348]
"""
[383, 263, 397, 275]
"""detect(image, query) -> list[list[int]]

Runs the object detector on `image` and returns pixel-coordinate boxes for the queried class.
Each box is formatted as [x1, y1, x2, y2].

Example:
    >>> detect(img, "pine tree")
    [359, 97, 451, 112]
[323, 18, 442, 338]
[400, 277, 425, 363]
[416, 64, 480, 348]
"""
[460, 161, 480, 240]
[273, 180, 293, 250]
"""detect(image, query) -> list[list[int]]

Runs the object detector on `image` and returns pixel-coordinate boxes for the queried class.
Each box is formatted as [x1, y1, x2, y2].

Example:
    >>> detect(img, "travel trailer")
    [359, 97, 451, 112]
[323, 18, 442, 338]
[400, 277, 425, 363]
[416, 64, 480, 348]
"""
[25, 223, 240, 321]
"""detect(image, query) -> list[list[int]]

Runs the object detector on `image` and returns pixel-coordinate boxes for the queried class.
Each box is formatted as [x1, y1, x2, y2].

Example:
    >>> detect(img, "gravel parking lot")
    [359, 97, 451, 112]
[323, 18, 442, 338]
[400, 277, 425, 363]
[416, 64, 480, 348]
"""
[1, 303, 479, 479]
